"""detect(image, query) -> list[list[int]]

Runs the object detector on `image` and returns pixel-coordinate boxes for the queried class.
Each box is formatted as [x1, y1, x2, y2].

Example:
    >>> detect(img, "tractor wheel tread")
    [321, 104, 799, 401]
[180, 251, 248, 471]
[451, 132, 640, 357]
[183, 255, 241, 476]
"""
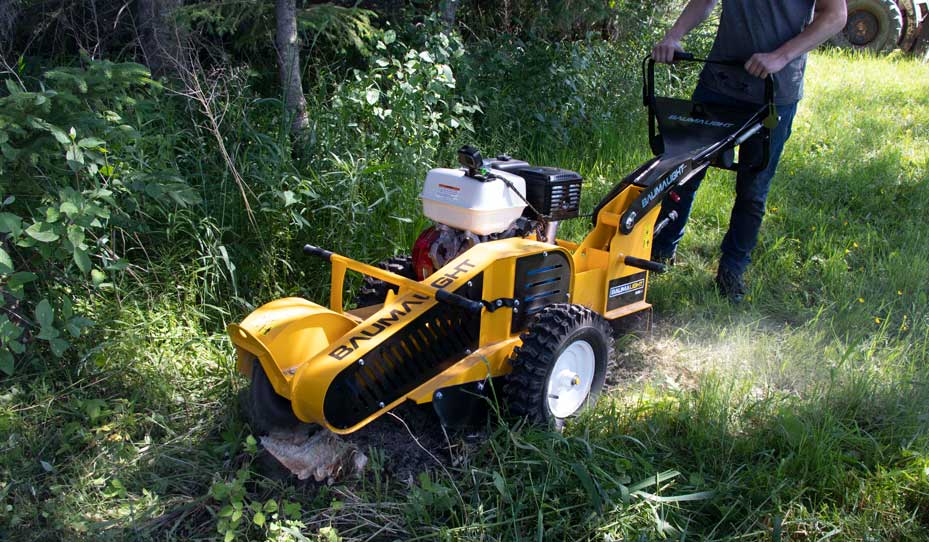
[830, 0, 904, 52]
[354, 255, 416, 308]
[503, 303, 614, 427]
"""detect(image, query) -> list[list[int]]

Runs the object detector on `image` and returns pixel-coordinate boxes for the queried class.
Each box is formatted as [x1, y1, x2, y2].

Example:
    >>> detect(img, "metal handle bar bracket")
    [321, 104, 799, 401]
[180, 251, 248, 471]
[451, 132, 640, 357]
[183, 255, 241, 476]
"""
[303, 244, 484, 314]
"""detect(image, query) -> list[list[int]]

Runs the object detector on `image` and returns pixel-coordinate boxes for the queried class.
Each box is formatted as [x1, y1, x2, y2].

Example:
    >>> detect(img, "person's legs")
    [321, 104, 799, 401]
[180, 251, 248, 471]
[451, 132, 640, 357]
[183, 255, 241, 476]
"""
[717, 101, 798, 276]
[651, 168, 707, 261]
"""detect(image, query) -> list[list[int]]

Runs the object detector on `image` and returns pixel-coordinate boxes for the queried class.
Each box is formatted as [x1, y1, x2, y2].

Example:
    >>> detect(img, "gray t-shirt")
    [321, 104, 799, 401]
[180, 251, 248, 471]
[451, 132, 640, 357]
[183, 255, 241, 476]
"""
[698, 0, 815, 105]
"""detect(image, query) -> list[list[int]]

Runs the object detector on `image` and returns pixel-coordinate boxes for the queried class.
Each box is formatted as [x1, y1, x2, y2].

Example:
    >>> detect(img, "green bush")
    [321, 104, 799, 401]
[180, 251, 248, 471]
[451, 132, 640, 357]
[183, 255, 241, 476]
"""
[0, 60, 187, 373]
[464, 36, 649, 150]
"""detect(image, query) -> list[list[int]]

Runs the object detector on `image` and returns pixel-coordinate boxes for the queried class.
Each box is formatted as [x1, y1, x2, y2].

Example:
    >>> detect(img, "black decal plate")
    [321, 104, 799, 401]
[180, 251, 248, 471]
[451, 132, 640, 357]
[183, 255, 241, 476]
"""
[606, 272, 646, 311]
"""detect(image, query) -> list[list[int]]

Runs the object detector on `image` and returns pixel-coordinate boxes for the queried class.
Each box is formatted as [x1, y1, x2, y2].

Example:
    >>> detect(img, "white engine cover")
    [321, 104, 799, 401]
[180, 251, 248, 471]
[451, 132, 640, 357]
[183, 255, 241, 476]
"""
[420, 168, 527, 236]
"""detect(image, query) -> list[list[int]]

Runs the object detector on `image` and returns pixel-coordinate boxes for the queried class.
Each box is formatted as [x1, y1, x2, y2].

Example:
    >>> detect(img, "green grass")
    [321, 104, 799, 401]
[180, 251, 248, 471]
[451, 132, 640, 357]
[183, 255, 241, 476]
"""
[2, 49, 929, 541]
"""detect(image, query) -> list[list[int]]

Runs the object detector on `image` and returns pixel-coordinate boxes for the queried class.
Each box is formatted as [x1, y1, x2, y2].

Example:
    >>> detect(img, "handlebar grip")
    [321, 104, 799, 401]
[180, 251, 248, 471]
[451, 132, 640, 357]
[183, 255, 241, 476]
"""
[303, 244, 334, 261]
[672, 51, 695, 61]
[623, 255, 668, 274]
[764, 77, 775, 107]
[435, 289, 484, 314]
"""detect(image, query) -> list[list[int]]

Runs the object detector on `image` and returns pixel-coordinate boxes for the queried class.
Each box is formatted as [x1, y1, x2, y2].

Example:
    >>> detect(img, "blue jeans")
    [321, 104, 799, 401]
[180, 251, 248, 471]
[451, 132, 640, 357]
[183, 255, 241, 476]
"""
[650, 86, 798, 275]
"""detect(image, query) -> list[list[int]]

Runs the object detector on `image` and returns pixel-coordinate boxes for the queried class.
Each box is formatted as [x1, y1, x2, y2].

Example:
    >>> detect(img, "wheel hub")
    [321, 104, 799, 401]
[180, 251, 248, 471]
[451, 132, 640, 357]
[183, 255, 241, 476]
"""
[846, 9, 880, 46]
[545, 340, 596, 418]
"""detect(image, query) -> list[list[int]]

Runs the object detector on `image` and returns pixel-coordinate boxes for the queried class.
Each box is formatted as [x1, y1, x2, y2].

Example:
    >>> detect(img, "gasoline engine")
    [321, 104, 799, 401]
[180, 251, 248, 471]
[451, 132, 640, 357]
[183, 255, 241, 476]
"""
[412, 146, 584, 280]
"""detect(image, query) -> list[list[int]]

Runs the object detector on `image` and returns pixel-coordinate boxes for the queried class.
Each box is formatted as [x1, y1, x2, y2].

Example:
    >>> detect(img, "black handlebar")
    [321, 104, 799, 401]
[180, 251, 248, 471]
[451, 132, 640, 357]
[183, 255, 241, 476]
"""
[645, 51, 775, 108]
[435, 289, 485, 314]
[303, 244, 334, 261]
[643, 51, 776, 172]
[623, 255, 668, 274]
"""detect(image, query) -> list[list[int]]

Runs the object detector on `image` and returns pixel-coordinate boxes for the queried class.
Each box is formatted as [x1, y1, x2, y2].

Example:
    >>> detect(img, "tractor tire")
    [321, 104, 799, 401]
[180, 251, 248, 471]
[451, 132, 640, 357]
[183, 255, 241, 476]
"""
[353, 255, 415, 308]
[899, 0, 923, 51]
[245, 359, 299, 435]
[830, 0, 904, 52]
[914, 18, 929, 60]
[503, 304, 613, 429]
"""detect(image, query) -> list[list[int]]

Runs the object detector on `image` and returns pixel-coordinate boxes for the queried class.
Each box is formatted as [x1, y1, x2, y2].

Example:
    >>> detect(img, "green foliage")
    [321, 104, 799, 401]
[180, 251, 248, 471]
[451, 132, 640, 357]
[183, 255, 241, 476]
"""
[212, 467, 302, 541]
[248, 22, 479, 269]
[317, 26, 478, 168]
[406, 471, 460, 523]
[0, 59, 213, 373]
[0, 61, 161, 372]
[461, 0, 676, 42]
[465, 36, 649, 149]
[177, 1, 377, 57]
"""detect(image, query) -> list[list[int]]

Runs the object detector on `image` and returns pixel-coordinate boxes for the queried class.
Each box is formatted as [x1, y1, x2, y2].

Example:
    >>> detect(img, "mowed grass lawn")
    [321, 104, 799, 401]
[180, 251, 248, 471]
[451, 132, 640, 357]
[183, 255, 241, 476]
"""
[2, 51, 928, 541]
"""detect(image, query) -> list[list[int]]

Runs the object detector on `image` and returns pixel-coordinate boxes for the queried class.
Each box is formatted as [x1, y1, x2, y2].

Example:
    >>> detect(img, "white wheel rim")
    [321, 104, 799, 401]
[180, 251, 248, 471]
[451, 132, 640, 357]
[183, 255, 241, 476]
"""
[545, 339, 596, 418]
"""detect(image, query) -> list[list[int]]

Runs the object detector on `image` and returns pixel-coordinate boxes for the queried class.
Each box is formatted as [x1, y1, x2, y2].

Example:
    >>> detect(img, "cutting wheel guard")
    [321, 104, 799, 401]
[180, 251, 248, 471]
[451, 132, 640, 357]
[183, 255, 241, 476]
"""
[604, 52, 779, 235]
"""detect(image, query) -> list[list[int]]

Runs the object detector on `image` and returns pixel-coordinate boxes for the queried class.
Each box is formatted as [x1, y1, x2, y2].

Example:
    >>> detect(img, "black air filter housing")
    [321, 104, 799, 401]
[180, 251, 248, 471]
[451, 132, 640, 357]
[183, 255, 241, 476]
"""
[512, 166, 584, 220]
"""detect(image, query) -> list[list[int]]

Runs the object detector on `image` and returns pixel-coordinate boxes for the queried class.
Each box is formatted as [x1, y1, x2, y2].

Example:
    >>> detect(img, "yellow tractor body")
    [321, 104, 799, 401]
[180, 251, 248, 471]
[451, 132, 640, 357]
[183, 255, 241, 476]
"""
[228, 180, 660, 434]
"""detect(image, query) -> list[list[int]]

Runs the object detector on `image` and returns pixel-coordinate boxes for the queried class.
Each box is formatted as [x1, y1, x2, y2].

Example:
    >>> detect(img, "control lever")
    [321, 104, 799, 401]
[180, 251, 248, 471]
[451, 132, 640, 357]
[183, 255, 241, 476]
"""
[653, 210, 679, 237]
[624, 255, 668, 274]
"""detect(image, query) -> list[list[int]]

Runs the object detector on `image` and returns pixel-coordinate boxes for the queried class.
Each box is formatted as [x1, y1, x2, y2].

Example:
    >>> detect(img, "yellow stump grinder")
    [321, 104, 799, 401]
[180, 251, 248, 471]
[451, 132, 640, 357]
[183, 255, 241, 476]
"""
[228, 53, 778, 434]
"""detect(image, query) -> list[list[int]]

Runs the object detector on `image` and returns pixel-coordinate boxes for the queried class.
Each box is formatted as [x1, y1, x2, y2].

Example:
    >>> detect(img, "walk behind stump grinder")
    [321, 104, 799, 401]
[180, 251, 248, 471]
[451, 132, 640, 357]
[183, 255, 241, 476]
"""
[228, 53, 778, 438]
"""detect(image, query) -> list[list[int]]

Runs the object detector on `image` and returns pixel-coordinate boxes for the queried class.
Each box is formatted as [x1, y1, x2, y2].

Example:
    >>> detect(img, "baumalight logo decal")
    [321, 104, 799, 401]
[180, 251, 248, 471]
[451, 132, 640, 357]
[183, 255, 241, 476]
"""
[609, 277, 646, 298]
[328, 259, 477, 360]
[429, 259, 476, 289]
[329, 294, 430, 360]
[641, 163, 686, 207]
[668, 114, 735, 128]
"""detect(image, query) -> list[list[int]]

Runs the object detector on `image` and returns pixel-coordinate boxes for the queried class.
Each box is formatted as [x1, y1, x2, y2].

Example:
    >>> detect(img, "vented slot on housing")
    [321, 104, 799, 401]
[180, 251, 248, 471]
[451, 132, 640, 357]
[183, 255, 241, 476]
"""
[527, 277, 562, 289]
[526, 264, 564, 276]
[323, 297, 482, 430]
[512, 251, 572, 332]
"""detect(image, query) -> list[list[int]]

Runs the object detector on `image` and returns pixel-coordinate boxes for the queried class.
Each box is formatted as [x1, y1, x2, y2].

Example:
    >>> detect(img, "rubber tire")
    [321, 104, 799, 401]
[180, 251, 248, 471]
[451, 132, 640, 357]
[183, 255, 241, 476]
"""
[245, 359, 299, 435]
[503, 304, 613, 429]
[830, 0, 904, 52]
[915, 16, 929, 60]
[900, 0, 921, 51]
[353, 255, 415, 308]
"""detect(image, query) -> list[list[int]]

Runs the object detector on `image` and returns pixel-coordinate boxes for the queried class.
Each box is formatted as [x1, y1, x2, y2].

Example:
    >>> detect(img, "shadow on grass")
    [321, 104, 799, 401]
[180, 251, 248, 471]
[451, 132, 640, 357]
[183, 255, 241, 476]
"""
[574, 366, 929, 539]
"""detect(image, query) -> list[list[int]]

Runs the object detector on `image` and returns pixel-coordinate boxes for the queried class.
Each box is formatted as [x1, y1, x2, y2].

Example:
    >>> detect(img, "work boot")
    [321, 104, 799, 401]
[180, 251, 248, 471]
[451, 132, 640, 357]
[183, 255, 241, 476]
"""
[715, 267, 746, 303]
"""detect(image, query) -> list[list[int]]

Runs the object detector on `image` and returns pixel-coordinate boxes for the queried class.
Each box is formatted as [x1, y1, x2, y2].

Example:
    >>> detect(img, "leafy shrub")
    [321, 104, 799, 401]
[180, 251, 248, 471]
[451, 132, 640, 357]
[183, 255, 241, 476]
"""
[178, 1, 378, 60]
[0, 60, 198, 373]
[319, 27, 478, 166]
[261, 23, 480, 266]
[461, 0, 676, 42]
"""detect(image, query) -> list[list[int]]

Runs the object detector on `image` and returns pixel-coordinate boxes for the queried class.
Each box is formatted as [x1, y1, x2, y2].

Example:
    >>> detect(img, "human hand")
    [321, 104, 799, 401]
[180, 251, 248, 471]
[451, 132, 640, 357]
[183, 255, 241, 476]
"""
[652, 36, 683, 64]
[744, 52, 789, 78]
